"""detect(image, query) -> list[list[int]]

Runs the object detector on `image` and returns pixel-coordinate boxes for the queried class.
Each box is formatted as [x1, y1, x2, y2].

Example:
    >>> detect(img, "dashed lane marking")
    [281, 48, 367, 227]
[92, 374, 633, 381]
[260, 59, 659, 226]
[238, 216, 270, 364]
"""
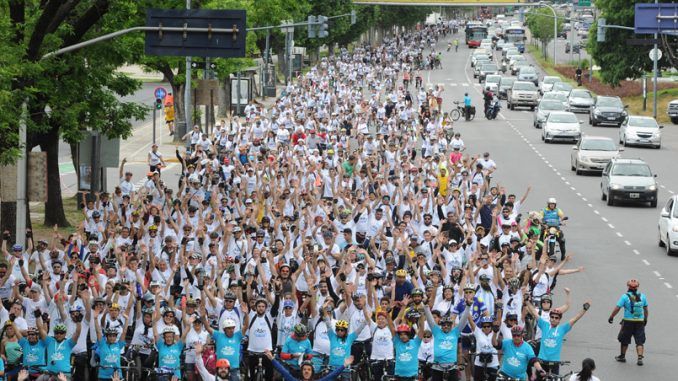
[616, 232, 623, 237]
[602, 217, 608, 222]
[642, 259, 651, 266]
[608, 223, 615, 229]
[624, 240, 631, 246]
[654, 271, 662, 277]
[666, 283, 674, 289]
[633, 249, 640, 255]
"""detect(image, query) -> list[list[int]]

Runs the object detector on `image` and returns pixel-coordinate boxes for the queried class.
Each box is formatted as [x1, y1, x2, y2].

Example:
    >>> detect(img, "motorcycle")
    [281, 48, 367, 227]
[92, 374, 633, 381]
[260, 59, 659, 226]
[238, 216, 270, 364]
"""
[543, 217, 568, 257]
[485, 97, 501, 120]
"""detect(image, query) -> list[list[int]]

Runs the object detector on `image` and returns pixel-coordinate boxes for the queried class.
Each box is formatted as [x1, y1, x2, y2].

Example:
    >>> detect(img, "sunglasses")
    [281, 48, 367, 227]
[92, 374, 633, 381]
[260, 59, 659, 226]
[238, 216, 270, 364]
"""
[423, 335, 432, 339]
[550, 315, 561, 320]
[482, 324, 493, 329]
[464, 291, 475, 295]
[336, 328, 347, 332]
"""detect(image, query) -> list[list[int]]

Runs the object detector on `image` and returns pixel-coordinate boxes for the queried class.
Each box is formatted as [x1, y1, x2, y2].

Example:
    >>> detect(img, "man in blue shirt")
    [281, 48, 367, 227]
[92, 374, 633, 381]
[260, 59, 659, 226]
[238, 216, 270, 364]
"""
[19, 327, 47, 372]
[493, 326, 546, 380]
[393, 312, 425, 379]
[203, 311, 249, 380]
[608, 279, 649, 365]
[93, 308, 132, 381]
[154, 325, 187, 379]
[425, 306, 461, 381]
[526, 300, 590, 377]
[280, 324, 312, 376]
[323, 307, 368, 372]
[451, 283, 489, 381]
[37, 318, 82, 379]
[463, 93, 472, 121]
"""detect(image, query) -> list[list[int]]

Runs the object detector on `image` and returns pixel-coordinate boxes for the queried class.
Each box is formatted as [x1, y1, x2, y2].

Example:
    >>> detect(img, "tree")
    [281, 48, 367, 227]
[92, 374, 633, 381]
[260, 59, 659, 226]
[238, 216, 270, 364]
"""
[588, 0, 676, 86]
[526, 8, 563, 61]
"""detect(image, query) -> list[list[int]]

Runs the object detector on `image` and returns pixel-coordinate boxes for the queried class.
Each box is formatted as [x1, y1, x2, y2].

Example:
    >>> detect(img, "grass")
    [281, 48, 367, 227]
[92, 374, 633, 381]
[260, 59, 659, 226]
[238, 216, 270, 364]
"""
[623, 87, 678, 126]
[29, 196, 84, 242]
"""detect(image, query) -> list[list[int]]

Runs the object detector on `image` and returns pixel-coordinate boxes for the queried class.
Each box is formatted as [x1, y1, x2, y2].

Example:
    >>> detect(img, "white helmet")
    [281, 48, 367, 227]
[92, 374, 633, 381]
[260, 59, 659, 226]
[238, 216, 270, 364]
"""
[222, 319, 237, 329]
[547, 197, 557, 204]
[163, 326, 179, 336]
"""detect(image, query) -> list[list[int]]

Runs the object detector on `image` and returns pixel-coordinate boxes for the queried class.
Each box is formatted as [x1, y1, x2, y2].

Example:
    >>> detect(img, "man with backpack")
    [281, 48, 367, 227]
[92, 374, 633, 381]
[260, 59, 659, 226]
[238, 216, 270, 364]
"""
[246, 299, 275, 381]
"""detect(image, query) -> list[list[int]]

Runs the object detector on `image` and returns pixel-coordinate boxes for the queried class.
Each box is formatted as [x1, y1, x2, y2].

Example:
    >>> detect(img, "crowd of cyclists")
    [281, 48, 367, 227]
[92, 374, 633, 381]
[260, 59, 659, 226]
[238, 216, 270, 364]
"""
[0, 15, 648, 381]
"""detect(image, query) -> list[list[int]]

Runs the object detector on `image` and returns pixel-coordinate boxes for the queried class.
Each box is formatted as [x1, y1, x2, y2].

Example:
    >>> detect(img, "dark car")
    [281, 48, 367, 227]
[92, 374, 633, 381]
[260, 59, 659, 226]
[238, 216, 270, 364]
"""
[589, 96, 627, 127]
[498, 77, 516, 100]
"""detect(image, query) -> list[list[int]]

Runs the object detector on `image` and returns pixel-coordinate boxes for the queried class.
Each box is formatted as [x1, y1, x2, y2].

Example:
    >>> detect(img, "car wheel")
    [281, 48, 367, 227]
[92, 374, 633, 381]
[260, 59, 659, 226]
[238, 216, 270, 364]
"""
[668, 235, 677, 256]
[591, 118, 597, 126]
[651, 200, 658, 208]
[659, 228, 666, 247]
[575, 165, 582, 175]
[601, 190, 607, 201]
[607, 194, 614, 206]
[541, 133, 545, 141]
[671, 117, 678, 125]
[530, 106, 535, 111]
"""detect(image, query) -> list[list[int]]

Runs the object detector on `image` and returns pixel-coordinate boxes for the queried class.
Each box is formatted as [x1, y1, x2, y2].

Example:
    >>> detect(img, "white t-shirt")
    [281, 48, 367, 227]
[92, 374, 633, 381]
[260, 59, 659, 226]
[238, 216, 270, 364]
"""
[370, 325, 394, 360]
[247, 312, 273, 352]
[473, 326, 499, 368]
[185, 329, 210, 363]
[311, 316, 335, 355]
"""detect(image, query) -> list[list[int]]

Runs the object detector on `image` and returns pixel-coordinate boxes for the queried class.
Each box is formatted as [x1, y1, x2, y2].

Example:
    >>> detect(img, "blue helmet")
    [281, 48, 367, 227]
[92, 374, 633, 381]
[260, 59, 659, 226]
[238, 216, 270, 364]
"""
[480, 316, 494, 325]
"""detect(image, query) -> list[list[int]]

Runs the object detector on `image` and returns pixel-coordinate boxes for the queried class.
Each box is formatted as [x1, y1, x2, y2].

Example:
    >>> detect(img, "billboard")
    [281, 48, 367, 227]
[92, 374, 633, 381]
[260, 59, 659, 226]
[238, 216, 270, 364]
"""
[353, 0, 526, 4]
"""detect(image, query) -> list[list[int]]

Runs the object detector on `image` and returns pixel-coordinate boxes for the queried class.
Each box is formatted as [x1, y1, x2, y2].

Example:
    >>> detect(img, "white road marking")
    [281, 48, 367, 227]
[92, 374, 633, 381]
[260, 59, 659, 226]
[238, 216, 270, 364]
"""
[462, 83, 469, 87]
[654, 271, 662, 277]
[608, 223, 615, 228]
[624, 240, 631, 246]
[666, 283, 674, 289]
[570, 187, 575, 191]
[661, 185, 666, 189]
[565, 181, 570, 185]
[633, 249, 640, 255]
[601, 217, 608, 222]
[560, 177, 566, 181]
[593, 210, 599, 214]
[582, 197, 587, 202]
[642, 259, 651, 266]
[670, 190, 675, 194]
[616, 232, 623, 237]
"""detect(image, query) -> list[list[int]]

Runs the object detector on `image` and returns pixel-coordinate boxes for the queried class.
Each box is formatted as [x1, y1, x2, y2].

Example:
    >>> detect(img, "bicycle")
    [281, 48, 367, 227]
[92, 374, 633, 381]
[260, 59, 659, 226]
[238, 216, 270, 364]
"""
[450, 101, 475, 121]
[540, 360, 572, 381]
[469, 352, 498, 381]
[496, 374, 521, 381]
[368, 359, 394, 381]
[431, 363, 465, 381]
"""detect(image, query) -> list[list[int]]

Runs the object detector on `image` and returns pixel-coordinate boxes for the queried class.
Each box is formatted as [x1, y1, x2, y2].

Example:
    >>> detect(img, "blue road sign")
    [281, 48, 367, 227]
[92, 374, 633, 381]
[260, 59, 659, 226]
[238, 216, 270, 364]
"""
[154, 87, 167, 99]
[635, 3, 678, 34]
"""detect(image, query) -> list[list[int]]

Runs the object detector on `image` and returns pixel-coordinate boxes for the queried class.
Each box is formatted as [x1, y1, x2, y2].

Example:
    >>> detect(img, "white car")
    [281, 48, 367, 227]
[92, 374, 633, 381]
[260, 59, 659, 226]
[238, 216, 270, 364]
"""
[570, 136, 622, 174]
[619, 115, 663, 148]
[542, 111, 582, 143]
[484, 74, 502, 92]
[659, 195, 678, 255]
[471, 49, 491, 67]
[540, 76, 562, 94]
[567, 89, 595, 113]
[542, 91, 569, 108]
[551, 82, 573, 96]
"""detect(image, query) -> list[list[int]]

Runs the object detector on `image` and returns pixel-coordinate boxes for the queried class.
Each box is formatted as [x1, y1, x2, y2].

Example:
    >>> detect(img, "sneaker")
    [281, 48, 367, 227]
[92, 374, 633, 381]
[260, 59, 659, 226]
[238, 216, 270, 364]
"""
[615, 355, 626, 363]
[637, 357, 644, 366]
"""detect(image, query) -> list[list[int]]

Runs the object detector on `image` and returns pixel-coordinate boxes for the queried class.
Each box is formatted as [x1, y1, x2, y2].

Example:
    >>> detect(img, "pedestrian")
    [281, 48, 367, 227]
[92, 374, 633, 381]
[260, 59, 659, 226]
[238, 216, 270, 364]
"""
[608, 279, 648, 365]
[148, 144, 166, 174]
[568, 358, 599, 381]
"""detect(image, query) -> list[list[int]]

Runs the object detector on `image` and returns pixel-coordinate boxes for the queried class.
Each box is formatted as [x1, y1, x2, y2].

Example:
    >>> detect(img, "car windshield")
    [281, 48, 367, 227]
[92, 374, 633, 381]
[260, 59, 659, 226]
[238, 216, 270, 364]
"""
[513, 82, 536, 91]
[553, 82, 573, 91]
[540, 101, 566, 110]
[544, 77, 561, 84]
[597, 97, 623, 107]
[520, 67, 536, 74]
[611, 164, 652, 177]
[629, 117, 659, 128]
[482, 64, 498, 71]
[549, 113, 578, 123]
[486, 75, 501, 84]
[580, 139, 616, 151]
[571, 90, 592, 99]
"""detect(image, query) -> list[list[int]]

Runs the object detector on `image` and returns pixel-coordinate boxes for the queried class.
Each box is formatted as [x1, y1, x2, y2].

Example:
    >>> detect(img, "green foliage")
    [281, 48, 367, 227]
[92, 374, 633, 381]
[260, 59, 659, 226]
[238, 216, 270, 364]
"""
[588, 0, 676, 86]
[525, 7, 563, 45]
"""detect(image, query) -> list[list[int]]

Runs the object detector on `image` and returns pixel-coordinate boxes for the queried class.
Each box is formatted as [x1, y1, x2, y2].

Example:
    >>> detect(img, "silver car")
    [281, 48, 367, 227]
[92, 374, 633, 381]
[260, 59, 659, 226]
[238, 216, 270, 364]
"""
[542, 111, 582, 143]
[542, 91, 569, 108]
[540, 76, 562, 94]
[507, 81, 539, 110]
[619, 115, 663, 148]
[551, 82, 573, 97]
[534, 99, 567, 128]
[567, 89, 595, 113]
[517, 66, 538, 85]
[571, 136, 622, 175]
[484, 74, 502, 92]
[601, 158, 658, 207]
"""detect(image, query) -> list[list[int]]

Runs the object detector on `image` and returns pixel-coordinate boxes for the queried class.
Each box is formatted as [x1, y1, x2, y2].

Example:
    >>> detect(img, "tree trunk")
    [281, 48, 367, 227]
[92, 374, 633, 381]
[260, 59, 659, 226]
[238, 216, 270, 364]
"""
[172, 82, 185, 143]
[0, 202, 17, 242]
[218, 79, 231, 118]
[41, 127, 70, 227]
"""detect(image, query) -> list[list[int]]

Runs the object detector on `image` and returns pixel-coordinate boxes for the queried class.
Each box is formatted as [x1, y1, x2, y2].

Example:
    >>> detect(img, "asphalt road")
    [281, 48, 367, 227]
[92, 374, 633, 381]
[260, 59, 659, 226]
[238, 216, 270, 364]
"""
[549, 32, 590, 66]
[433, 32, 678, 380]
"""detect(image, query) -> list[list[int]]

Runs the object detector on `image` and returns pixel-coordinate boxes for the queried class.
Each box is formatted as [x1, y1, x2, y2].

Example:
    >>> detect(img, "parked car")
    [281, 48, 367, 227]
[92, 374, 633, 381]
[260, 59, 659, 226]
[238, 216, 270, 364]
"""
[667, 99, 678, 124]
[658, 195, 678, 255]
[534, 99, 568, 128]
[567, 89, 595, 113]
[478, 63, 499, 82]
[507, 81, 539, 110]
[517, 66, 539, 86]
[590, 96, 627, 126]
[570, 136, 622, 175]
[498, 77, 516, 100]
[619, 115, 663, 148]
[540, 76, 562, 94]
[542, 111, 582, 143]
[484, 74, 502, 92]
[601, 158, 658, 207]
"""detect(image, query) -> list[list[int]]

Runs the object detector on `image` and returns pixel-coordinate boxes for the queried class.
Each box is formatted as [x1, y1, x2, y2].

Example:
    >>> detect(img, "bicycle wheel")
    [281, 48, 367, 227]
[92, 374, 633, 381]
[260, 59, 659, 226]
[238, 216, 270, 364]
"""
[469, 109, 476, 121]
[255, 368, 264, 381]
[451, 108, 461, 121]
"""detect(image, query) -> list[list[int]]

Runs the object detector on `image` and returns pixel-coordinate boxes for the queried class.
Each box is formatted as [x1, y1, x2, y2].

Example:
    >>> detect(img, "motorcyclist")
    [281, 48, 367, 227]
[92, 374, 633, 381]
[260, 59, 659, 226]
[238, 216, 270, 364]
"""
[539, 198, 566, 260]
[575, 67, 583, 86]
[483, 87, 494, 116]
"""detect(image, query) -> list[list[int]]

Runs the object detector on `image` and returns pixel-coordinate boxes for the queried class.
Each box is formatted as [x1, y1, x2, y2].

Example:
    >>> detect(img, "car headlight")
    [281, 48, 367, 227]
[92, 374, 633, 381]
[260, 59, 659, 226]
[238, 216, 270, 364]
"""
[610, 183, 622, 190]
[648, 185, 657, 191]
[580, 156, 592, 163]
[593, 109, 602, 115]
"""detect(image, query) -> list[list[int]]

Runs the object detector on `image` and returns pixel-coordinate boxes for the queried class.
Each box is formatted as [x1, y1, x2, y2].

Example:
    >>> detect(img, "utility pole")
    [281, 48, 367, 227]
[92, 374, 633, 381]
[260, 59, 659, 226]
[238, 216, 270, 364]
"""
[652, 0, 659, 119]
[184, 0, 193, 137]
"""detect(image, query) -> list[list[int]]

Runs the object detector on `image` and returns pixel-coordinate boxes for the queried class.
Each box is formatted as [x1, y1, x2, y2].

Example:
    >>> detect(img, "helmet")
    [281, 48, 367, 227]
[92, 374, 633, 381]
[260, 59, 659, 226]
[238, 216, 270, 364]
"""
[141, 307, 154, 316]
[540, 294, 552, 303]
[508, 277, 520, 289]
[300, 360, 314, 370]
[222, 319, 237, 329]
[506, 313, 518, 321]
[511, 325, 524, 335]
[110, 303, 120, 310]
[440, 315, 454, 325]
[396, 324, 411, 334]
[627, 279, 640, 290]
[480, 316, 494, 325]
[443, 284, 455, 292]
[550, 308, 563, 317]
[293, 324, 308, 337]
[216, 359, 231, 369]
[395, 269, 407, 277]
[335, 320, 349, 330]
[463, 283, 477, 292]
[411, 288, 424, 297]
[224, 291, 237, 301]
[27, 327, 39, 335]
[53, 324, 67, 333]
[163, 326, 179, 336]
[547, 197, 557, 205]
[103, 327, 118, 336]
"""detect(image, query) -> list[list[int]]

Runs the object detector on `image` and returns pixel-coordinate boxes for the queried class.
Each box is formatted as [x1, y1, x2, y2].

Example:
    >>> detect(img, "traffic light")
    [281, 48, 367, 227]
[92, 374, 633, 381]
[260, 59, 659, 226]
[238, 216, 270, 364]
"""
[308, 15, 317, 38]
[350, 10, 357, 25]
[597, 18, 606, 43]
[155, 98, 163, 110]
[318, 15, 329, 38]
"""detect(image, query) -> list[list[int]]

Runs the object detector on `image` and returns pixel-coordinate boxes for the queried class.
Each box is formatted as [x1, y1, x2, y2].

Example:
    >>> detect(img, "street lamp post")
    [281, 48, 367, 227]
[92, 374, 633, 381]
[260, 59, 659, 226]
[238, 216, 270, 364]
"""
[539, 2, 557, 65]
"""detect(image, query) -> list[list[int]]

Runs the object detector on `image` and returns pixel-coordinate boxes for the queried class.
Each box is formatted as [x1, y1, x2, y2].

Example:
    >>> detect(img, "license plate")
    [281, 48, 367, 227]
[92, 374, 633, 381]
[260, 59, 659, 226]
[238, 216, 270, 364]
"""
[607, 117, 616, 120]
[629, 193, 640, 199]
[640, 139, 650, 143]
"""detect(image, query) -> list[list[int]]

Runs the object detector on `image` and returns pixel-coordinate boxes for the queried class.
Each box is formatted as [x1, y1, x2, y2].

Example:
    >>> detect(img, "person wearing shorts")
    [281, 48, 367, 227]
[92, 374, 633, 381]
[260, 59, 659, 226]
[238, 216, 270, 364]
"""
[608, 279, 648, 366]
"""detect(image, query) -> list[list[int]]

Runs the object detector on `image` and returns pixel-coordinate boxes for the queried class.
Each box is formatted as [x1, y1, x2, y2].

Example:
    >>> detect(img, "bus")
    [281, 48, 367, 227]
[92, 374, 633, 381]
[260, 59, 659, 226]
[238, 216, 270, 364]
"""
[465, 23, 488, 48]
[503, 26, 526, 53]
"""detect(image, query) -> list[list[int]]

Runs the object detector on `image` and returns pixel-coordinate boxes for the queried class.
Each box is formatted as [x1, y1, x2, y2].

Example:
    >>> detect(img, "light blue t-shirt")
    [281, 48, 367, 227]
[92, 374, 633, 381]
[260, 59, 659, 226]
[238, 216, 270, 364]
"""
[327, 330, 358, 367]
[500, 339, 535, 380]
[97, 339, 126, 379]
[156, 341, 185, 377]
[617, 292, 648, 321]
[19, 338, 47, 369]
[44, 336, 76, 374]
[464, 96, 472, 107]
[537, 319, 571, 362]
[394, 336, 422, 377]
[213, 331, 242, 368]
[282, 336, 312, 369]
[432, 325, 460, 363]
